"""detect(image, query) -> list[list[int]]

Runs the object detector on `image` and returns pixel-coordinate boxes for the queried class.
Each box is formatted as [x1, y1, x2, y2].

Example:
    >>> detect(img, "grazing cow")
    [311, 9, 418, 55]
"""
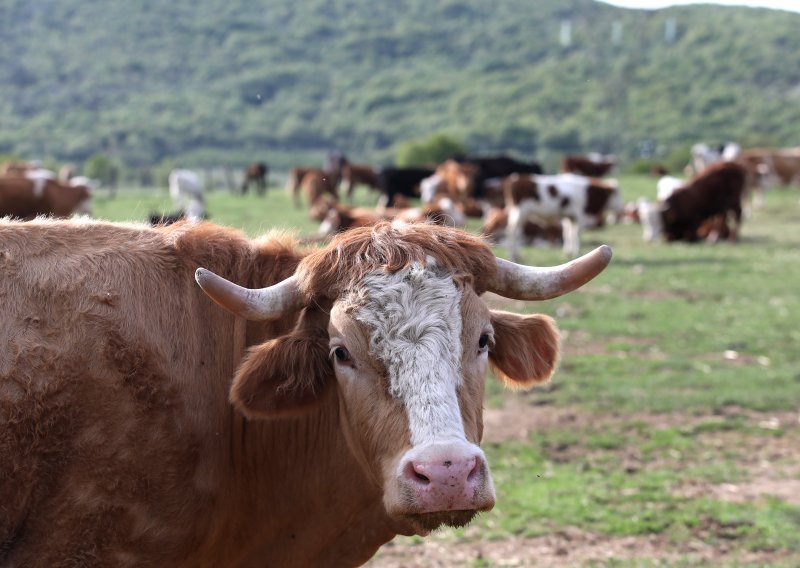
[241, 162, 269, 195]
[659, 161, 746, 243]
[560, 155, 616, 178]
[0, 176, 92, 219]
[168, 169, 206, 222]
[342, 162, 382, 201]
[377, 166, 435, 207]
[0, 218, 611, 566]
[504, 173, 623, 260]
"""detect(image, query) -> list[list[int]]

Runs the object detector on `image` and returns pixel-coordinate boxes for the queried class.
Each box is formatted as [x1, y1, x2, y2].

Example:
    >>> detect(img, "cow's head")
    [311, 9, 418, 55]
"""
[195, 223, 611, 535]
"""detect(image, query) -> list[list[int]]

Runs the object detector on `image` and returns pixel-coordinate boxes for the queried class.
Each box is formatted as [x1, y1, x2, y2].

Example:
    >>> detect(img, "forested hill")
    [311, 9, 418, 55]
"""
[1, 0, 799, 170]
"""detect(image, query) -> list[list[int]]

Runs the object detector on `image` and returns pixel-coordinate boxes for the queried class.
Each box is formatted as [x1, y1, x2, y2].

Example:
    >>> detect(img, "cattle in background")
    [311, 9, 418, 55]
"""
[285, 166, 314, 204]
[453, 155, 543, 199]
[481, 207, 562, 248]
[560, 155, 616, 178]
[686, 142, 741, 176]
[0, 218, 611, 566]
[241, 162, 269, 195]
[377, 166, 435, 207]
[504, 173, 623, 260]
[0, 176, 92, 219]
[168, 169, 205, 221]
[342, 162, 382, 201]
[659, 161, 746, 243]
[298, 170, 341, 216]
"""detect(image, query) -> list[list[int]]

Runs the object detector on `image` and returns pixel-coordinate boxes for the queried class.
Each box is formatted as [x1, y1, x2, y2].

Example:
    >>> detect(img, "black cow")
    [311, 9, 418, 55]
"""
[377, 167, 435, 207]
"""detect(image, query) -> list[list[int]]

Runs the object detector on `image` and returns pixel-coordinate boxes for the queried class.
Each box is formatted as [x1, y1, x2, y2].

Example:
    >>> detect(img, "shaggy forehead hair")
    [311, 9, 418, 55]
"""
[296, 222, 498, 301]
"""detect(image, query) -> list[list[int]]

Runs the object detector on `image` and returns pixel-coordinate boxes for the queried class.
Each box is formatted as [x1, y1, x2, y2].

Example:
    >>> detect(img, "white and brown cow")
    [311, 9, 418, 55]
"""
[0, 219, 611, 566]
[503, 173, 623, 260]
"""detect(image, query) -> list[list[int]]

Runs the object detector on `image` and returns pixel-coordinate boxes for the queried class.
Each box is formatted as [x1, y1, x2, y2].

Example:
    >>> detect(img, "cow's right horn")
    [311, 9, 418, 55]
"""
[195, 269, 304, 320]
[489, 245, 612, 301]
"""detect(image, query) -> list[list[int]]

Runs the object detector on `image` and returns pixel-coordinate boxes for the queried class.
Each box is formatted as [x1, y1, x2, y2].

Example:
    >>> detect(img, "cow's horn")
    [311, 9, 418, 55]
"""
[195, 269, 304, 320]
[489, 245, 612, 301]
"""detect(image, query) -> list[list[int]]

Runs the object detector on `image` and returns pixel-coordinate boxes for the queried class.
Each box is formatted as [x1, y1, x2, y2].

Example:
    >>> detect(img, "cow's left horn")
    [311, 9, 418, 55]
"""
[195, 269, 304, 320]
[489, 245, 612, 301]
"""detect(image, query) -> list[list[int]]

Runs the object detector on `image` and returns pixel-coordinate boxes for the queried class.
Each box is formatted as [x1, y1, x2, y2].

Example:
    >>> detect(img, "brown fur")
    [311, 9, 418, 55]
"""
[298, 170, 339, 214]
[296, 221, 498, 301]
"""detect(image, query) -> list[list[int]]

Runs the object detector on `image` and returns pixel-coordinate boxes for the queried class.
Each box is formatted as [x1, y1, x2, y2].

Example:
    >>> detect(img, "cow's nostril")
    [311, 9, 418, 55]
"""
[405, 461, 431, 486]
[467, 458, 481, 483]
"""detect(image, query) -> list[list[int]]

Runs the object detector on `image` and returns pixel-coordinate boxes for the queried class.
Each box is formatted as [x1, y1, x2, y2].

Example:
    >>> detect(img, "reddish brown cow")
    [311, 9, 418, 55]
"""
[660, 161, 746, 242]
[0, 219, 611, 566]
[560, 155, 616, 178]
[296, 170, 340, 213]
[0, 176, 92, 219]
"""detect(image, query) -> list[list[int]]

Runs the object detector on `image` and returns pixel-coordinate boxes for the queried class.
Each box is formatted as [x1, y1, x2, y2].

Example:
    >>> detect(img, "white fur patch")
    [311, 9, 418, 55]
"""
[355, 264, 467, 446]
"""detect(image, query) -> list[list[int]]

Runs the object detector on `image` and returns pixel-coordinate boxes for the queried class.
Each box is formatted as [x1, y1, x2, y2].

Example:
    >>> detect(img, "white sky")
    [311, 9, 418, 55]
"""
[599, 0, 800, 12]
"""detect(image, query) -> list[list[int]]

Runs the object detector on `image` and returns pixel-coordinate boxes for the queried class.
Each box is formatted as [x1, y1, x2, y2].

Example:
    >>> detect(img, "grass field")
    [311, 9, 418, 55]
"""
[92, 177, 800, 567]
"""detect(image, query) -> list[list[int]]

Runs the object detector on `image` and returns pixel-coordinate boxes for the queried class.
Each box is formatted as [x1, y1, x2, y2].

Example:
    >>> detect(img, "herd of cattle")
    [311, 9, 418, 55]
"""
[2, 144, 798, 258]
[280, 144, 800, 258]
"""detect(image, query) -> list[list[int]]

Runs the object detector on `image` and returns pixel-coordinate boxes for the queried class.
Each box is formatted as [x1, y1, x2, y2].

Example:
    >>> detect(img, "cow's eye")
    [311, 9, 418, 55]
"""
[331, 346, 353, 365]
[478, 333, 491, 351]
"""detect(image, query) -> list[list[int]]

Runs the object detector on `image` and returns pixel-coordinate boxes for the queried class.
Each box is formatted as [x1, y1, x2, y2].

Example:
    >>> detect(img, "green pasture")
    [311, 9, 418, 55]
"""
[92, 176, 800, 566]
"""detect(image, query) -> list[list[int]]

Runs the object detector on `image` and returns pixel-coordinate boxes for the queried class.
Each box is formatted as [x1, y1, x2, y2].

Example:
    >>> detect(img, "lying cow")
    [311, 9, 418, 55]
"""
[0, 176, 92, 219]
[0, 218, 610, 566]
[504, 173, 623, 260]
[659, 161, 746, 242]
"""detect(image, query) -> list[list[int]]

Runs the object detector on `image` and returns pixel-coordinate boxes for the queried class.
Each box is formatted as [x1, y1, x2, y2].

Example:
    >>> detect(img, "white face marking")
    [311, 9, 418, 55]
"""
[355, 264, 467, 446]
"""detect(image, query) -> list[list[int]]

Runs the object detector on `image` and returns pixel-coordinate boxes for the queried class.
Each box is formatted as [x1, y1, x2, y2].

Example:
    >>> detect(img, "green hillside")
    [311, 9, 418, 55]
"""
[1, 0, 798, 171]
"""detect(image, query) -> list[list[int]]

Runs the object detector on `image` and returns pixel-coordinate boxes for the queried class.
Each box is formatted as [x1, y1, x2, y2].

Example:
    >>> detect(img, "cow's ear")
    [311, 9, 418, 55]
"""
[230, 307, 334, 419]
[488, 310, 560, 389]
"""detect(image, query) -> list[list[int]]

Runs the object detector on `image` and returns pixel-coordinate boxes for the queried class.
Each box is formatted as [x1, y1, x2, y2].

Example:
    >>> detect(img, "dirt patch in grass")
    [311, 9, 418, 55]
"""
[370, 527, 794, 567]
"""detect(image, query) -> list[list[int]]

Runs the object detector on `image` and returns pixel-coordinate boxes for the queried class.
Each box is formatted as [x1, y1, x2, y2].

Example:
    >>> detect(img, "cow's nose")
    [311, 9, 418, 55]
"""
[400, 445, 494, 513]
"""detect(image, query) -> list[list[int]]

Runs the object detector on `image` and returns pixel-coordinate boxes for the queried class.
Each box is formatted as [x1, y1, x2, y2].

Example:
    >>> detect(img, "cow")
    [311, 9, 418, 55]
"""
[377, 166, 435, 207]
[658, 161, 746, 243]
[560, 155, 616, 178]
[168, 169, 206, 222]
[298, 170, 340, 216]
[241, 162, 269, 195]
[686, 142, 741, 177]
[481, 207, 562, 248]
[341, 162, 382, 201]
[0, 176, 92, 219]
[427, 155, 542, 205]
[504, 173, 623, 260]
[0, 218, 612, 566]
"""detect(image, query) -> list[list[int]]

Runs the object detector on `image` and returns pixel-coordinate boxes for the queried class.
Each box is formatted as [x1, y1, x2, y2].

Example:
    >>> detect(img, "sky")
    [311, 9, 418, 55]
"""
[599, 0, 800, 12]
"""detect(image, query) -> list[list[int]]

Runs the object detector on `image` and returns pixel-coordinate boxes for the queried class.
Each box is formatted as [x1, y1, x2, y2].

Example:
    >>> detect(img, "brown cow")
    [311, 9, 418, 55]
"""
[560, 155, 616, 178]
[241, 162, 269, 195]
[285, 166, 314, 204]
[0, 219, 611, 566]
[0, 176, 92, 219]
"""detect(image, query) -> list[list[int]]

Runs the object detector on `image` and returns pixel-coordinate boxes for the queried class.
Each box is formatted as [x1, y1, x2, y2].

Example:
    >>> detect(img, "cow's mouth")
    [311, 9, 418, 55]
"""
[403, 510, 478, 533]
